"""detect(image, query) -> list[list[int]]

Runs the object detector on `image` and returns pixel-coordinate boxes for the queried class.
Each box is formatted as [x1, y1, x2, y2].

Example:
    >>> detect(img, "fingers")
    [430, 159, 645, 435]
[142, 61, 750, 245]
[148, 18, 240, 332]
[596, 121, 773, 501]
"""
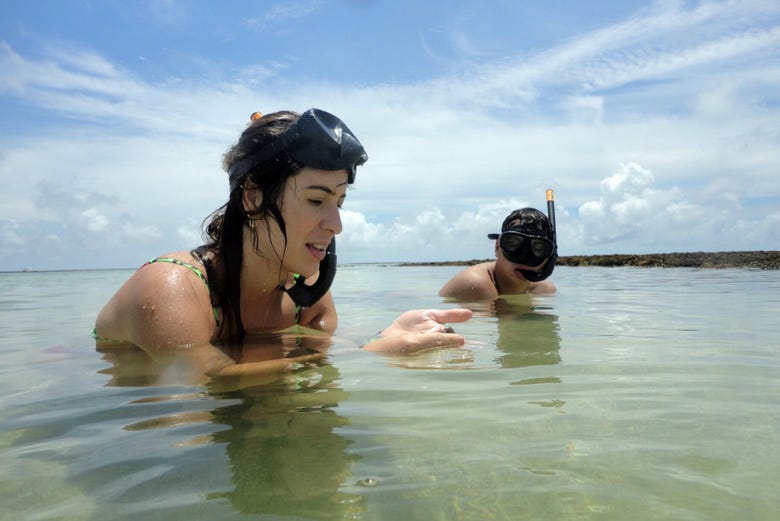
[412, 332, 466, 350]
[436, 332, 466, 346]
[425, 308, 473, 324]
[363, 331, 466, 354]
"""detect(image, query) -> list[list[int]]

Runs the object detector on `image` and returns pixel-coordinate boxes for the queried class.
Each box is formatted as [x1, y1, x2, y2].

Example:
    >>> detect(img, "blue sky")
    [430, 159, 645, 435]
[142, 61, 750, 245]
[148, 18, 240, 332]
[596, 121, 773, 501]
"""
[1, 0, 779, 270]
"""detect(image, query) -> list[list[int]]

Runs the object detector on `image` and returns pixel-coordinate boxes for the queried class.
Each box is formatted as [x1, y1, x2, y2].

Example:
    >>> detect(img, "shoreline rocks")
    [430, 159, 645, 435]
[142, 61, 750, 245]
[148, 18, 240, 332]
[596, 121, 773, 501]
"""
[400, 251, 780, 269]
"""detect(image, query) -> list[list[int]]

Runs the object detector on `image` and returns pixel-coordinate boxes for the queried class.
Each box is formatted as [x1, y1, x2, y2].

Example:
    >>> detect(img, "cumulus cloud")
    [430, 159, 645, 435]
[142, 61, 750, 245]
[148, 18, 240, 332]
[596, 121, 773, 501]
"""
[578, 162, 688, 244]
[1, 0, 778, 269]
[570, 160, 773, 254]
[339, 198, 535, 263]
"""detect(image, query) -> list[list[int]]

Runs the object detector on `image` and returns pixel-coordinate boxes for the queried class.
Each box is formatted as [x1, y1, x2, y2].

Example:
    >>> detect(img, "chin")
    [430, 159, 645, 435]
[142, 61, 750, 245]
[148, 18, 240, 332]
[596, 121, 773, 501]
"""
[294, 260, 320, 279]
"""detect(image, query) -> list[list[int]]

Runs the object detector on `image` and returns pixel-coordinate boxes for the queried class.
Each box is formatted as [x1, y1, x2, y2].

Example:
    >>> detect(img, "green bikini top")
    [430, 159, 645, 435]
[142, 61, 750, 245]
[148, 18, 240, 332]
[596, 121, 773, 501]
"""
[146, 256, 303, 325]
[142, 257, 221, 324]
[92, 257, 302, 342]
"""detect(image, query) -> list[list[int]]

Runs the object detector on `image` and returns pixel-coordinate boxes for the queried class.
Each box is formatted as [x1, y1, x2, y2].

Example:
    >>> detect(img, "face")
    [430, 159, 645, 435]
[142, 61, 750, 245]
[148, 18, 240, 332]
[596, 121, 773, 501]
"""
[275, 167, 348, 277]
[495, 241, 549, 281]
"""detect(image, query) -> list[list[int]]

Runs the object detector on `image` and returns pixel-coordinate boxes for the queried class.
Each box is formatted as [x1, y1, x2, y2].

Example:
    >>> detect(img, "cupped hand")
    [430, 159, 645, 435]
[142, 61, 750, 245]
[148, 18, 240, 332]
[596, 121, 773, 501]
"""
[362, 308, 473, 354]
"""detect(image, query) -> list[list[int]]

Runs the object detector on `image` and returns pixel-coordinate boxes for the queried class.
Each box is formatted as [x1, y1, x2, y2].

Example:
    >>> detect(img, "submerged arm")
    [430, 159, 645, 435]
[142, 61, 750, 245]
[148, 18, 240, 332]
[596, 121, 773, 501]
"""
[298, 290, 338, 333]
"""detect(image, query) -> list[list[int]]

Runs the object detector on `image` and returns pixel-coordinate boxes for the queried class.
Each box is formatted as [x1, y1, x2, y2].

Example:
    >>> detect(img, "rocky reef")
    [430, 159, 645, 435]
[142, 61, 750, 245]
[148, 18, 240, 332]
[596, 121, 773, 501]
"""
[401, 251, 780, 269]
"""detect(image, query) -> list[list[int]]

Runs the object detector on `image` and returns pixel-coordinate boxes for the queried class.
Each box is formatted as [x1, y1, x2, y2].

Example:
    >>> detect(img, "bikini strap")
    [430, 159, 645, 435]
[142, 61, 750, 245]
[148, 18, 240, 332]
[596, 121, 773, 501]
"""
[143, 257, 220, 325]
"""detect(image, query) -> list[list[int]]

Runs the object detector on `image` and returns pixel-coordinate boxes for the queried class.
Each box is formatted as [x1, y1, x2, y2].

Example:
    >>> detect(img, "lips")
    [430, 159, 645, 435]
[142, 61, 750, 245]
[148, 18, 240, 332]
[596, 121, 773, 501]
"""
[306, 242, 328, 261]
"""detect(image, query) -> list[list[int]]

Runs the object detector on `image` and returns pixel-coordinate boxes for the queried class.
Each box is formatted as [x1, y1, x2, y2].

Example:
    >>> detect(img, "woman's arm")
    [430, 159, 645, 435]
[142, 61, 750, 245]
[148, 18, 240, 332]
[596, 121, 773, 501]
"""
[298, 290, 338, 333]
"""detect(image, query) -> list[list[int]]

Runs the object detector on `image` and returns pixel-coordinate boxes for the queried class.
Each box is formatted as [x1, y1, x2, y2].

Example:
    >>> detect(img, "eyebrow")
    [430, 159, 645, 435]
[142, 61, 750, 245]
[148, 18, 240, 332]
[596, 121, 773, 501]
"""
[305, 183, 348, 196]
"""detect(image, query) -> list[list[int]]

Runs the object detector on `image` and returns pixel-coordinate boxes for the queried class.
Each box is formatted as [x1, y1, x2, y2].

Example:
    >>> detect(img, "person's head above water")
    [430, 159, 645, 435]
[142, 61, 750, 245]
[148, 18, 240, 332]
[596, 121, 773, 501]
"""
[488, 207, 558, 282]
[215, 109, 368, 252]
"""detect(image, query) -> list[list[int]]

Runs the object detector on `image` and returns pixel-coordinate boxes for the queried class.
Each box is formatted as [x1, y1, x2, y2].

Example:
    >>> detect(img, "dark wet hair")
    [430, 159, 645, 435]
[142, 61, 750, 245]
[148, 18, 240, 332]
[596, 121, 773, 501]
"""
[501, 208, 553, 238]
[193, 111, 302, 344]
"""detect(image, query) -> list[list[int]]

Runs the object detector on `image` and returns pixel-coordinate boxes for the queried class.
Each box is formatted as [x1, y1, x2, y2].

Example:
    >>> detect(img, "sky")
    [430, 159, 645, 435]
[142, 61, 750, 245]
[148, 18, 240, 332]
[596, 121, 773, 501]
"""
[1, 0, 779, 271]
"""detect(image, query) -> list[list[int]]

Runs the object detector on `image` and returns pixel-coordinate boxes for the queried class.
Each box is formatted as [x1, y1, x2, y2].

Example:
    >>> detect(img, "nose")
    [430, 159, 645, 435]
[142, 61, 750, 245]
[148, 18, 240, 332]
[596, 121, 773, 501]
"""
[322, 205, 343, 235]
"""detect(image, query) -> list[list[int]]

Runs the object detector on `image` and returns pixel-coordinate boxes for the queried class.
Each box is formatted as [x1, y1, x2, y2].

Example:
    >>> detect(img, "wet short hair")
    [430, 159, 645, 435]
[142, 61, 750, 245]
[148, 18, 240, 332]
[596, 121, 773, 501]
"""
[501, 208, 552, 237]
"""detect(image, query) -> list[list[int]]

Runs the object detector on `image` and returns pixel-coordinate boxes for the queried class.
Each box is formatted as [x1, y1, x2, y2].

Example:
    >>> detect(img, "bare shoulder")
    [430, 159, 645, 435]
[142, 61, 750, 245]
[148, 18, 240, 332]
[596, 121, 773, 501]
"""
[438, 262, 498, 300]
[530, 279, 557, 295]
[95, 251, 216, 351]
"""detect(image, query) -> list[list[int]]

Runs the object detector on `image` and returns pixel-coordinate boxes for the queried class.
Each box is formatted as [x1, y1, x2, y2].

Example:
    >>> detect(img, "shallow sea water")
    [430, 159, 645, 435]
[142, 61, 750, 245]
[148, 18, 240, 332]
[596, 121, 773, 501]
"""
[1, 264, 778, 520]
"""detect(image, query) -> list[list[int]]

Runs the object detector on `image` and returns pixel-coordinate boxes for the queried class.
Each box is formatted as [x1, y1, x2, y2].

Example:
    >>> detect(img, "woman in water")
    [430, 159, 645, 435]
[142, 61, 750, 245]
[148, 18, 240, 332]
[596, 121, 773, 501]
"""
[94, 109, 471, 378]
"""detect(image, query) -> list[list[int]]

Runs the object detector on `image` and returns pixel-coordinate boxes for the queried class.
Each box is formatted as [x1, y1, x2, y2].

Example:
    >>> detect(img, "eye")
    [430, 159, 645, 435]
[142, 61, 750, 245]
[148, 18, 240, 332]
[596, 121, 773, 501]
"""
[308, 199, 323, 207]
[501, 234, 524, 251]
[531, 239, 552, 257]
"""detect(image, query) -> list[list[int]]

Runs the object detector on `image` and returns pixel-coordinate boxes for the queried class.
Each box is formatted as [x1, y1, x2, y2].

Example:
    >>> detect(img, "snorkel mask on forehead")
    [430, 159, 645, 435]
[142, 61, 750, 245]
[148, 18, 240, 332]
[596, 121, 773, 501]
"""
[227, 108, 368, 190]
[488, 190, 559, 282]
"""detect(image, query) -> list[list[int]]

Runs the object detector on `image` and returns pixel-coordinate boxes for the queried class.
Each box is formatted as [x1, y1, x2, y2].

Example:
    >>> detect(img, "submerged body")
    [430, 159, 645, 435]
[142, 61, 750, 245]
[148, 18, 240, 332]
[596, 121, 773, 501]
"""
[439, 259, 556, 301]
[440, 207, 558, 300]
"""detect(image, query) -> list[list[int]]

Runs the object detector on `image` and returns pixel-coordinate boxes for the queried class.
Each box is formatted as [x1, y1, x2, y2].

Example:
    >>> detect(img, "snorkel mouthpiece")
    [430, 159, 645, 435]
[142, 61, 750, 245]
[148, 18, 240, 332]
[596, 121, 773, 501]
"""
[285, 238, 338, 308]
[228, 108, 368, 189]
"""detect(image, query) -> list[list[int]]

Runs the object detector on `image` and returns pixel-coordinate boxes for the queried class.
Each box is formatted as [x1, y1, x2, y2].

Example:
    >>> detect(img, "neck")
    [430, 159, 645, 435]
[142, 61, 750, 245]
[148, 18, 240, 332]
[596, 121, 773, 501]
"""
[239, 226, 290, 297]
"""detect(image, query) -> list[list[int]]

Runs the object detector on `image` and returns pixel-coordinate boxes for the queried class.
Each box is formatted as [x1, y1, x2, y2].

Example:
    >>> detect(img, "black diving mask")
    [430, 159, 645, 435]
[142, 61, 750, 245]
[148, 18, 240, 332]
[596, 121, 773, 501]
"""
[488, 230, 555, 267]
[228, 108, 368, 189]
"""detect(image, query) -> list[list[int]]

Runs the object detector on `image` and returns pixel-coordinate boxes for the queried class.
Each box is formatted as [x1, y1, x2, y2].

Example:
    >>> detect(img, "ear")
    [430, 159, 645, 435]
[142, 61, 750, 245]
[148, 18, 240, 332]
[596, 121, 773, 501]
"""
[494, 240, 501, 258]
[242, 184, 262, 213]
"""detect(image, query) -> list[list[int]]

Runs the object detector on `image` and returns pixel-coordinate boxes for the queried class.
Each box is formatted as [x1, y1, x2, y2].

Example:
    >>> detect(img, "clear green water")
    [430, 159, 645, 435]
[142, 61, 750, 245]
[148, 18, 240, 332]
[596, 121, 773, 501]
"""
[1, 265, 778, 520]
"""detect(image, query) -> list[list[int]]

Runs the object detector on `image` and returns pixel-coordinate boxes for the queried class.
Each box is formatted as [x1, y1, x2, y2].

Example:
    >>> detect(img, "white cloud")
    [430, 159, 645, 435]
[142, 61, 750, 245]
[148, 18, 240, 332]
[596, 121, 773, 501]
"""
[81, 207, 109, 232]
[120, 223, 165, 242]
[1, 0, 778, 269]
[177, 223, 204, 248]
[578, 162, 690, 244]
[243, 1, 321, 30]
[1, 220, 25, 248]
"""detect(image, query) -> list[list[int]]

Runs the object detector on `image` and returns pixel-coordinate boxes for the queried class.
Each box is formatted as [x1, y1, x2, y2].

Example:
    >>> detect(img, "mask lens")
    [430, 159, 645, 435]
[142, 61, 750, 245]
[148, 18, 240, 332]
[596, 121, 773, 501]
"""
[499, 233, 525, 252]
[530, 238, 553, 258]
